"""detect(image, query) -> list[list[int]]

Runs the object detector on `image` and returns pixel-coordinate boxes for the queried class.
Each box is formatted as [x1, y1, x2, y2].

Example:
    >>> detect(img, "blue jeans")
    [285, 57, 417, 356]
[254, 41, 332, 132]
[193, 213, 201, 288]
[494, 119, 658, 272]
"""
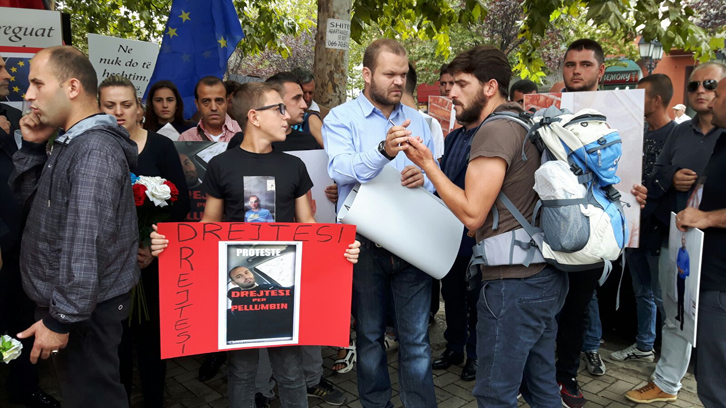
[474, 266, 568, 408]
[352, 238, 436, 408]
[228, 346, 308, 408]
[581, 292, 602, 352]
[626, 247, 662, 350]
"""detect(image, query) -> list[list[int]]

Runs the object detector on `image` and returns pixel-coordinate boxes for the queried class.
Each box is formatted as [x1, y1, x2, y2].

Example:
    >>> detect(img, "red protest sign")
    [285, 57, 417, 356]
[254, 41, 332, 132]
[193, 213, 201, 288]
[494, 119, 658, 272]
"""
[157, 222, 356, 359]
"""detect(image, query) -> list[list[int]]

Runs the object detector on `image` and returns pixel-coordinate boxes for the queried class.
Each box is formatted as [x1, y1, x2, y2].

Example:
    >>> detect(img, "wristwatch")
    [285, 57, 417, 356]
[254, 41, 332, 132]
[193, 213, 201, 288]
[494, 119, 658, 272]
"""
[378, 140, 395, 160]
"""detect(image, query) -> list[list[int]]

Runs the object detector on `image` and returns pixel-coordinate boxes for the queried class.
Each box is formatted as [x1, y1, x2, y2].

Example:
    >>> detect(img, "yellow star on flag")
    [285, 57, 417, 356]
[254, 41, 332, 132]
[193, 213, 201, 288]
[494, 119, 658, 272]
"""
[166, 27, 178, 38]
[17, 61, 24, 67]
[218, 36, 227, 48]
[9, 76, 14, 81]
[10, 67, 17, 73]
[179, 10, 191, 22]
[21, 93, 25, 98]
[12, 86, 19, 93]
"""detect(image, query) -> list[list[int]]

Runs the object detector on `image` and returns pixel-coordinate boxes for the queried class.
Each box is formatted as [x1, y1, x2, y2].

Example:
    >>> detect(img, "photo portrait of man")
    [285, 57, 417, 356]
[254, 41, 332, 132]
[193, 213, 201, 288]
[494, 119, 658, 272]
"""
[244, 195, 274, 222]
[676, 234, 690, 331]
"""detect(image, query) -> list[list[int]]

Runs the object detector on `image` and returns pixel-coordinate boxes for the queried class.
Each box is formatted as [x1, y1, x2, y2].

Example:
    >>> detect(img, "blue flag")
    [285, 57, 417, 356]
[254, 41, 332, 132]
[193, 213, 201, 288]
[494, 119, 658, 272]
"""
[145, 0, 245, 119]
[2, 56, 31, 103]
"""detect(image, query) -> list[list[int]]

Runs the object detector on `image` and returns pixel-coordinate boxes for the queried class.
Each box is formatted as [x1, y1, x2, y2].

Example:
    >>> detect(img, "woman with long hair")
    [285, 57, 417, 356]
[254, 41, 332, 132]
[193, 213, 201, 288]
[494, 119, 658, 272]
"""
[99, 75, 190, 408]
[144, 80, 193, 134]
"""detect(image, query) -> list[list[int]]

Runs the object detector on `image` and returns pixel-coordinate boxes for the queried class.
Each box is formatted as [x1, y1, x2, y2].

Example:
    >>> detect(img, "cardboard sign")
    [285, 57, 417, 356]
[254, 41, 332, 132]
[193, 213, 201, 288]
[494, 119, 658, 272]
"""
[88, 34, 159, 98]
[157, 222, 356, 359]
[0, 7, 62, 50]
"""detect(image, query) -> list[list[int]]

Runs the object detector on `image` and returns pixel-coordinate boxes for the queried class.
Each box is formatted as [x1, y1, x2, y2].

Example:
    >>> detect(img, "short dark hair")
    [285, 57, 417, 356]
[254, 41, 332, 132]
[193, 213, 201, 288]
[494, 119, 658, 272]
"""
[405, 63, 418, 95]
[291, 67, 314, 84]
[231, 82, 283, 129]
[447, 45, 511, 98]
[266, 71, 303, 96]
[363, 39, 407, 73]
[98, 75, 137, 103]
[194, 76, 224, 100]
[510, 79, 538, 99]
[144, 80, 188, 131]
[638, 73, 674, 106]
[40, 45, 98, 98]
[224, 80, 243, 97]
[565, 39, 605, 66]
[439, 64, 450, 78]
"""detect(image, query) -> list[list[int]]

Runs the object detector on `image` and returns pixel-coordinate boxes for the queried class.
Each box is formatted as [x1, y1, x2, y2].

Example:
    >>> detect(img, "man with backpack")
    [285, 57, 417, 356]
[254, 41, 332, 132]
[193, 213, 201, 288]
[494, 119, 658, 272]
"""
[403, 45, 568, 408]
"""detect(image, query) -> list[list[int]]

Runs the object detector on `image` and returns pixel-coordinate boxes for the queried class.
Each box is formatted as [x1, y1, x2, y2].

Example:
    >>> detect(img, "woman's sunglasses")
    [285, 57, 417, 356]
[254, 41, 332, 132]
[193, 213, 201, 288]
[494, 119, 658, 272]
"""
[687, 79, 718, 93]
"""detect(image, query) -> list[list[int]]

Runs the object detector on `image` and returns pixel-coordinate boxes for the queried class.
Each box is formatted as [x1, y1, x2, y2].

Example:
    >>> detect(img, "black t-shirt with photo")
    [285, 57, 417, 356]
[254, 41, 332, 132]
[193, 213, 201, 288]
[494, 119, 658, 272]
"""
[204, 147, 313, 222]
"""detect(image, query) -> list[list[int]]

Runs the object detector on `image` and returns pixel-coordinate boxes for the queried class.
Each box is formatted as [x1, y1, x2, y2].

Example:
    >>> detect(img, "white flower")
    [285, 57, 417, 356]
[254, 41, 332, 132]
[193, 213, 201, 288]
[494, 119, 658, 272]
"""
[1, 335, 22, 364]
[137, 176, 172, 207]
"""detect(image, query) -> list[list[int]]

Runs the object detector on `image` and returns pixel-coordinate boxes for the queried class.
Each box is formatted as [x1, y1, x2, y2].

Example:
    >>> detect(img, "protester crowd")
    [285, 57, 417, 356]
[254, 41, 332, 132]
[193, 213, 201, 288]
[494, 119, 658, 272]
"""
[0, 36, 725, 408]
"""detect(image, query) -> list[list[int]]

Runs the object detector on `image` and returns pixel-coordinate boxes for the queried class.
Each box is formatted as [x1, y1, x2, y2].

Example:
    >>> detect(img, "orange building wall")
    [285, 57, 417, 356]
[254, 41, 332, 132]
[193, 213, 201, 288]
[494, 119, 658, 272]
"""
[637, 51, 697, 120]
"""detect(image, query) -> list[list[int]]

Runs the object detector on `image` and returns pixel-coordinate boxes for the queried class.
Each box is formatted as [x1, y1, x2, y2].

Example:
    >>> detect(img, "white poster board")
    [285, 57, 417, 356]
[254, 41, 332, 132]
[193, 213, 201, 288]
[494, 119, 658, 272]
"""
[338, 165, 464, 279]
[664, 212, 704, 345]
[87, 34, 159, 98]
[286, 150, 336, 224]
[0, 7, 63, 48]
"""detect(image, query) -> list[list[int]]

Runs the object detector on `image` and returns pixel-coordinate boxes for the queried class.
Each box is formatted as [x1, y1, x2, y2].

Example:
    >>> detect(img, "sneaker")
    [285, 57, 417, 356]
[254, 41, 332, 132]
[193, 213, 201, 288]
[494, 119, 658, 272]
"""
[559, 378, 586, 408]
[255, 393, 271, 408]
[307, 378, 346, 405]
[609, 343, 655, 362]
[384, 333, 399, 351]
[582, 351, 606, 376]
[625, 381, 677, 404]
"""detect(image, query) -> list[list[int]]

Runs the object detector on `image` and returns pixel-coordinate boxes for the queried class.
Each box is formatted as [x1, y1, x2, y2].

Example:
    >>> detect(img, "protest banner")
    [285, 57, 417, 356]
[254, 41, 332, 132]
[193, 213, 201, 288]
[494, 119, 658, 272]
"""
[525, 89, 645, 247]
[87, 34, 159, 98]
[0, 7, 63, 107]
[157, 222, 356, 359]
[338, 165, 464, 279]
[173, 142, 336, 223]
[665, 211, 704, 345]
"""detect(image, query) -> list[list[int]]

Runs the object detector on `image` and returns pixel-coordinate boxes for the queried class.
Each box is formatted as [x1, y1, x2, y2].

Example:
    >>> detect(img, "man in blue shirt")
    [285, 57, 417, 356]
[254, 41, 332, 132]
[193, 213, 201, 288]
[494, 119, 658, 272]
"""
[675, 234, 689, 330]
[323, 38, 437, 408]
[244, 195, 274, 222]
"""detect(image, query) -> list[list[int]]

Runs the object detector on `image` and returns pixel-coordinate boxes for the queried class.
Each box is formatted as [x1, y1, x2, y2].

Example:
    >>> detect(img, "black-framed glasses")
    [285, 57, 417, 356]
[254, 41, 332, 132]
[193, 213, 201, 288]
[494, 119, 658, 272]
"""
[687, 79, 718, 93]
[254, 103, 286, 115]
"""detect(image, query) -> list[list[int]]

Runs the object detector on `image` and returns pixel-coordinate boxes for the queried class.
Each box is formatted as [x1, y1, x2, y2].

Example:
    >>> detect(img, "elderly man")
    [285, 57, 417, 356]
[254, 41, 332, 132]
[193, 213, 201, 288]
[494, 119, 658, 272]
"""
[672, 103, 691, 124]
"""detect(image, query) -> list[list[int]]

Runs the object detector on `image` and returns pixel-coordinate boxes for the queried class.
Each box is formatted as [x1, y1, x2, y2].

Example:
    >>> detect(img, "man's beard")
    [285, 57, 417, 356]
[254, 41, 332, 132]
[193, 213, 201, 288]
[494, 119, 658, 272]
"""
[565, 77, 598, 92]
[455, 91, 488, 125]
[369, 77, 402, 107]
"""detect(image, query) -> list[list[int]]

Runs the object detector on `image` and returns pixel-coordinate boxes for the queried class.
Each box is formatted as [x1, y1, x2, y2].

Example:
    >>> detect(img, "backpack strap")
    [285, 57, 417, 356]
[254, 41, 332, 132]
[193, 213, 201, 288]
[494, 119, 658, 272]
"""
[563, 114, 607, 127]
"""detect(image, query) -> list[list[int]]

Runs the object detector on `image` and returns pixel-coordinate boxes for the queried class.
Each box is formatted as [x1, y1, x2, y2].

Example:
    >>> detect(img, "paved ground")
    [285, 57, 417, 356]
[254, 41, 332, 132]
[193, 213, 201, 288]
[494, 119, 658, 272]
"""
[0, 309, 704, 408]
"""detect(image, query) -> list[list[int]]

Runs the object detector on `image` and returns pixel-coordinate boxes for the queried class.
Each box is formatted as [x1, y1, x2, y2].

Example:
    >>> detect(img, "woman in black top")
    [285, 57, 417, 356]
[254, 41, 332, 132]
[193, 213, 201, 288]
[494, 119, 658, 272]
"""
[99, 75, 190, 408]
[144, 80, 194, 134]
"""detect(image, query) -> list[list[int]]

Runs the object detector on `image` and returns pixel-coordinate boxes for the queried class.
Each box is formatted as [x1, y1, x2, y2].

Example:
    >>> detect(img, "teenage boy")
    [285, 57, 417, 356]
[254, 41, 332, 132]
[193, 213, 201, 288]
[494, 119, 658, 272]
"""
[150, 82, 360, 408]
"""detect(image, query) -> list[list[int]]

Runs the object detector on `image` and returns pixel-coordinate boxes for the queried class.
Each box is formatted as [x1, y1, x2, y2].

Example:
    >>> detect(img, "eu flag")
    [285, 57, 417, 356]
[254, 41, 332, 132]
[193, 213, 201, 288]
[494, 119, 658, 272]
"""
[2, 56, 31, 103]
[145, 0, 245, 119]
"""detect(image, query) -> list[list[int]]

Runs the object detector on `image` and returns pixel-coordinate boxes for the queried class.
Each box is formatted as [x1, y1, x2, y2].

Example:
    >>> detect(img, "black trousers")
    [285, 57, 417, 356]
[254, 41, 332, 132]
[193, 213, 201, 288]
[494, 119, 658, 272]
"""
[45, 292, 131, 408]
[119, 263, 165, 408]
[1, 250, 40, 399]
[555, 268, 601, 382]
[440, 255, 479, 358]
[676, 277, 686, 330]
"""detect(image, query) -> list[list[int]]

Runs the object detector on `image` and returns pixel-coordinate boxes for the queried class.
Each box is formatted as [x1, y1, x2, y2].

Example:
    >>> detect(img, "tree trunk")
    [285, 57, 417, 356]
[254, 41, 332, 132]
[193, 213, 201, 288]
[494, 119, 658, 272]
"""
[313, 0, 352, 109]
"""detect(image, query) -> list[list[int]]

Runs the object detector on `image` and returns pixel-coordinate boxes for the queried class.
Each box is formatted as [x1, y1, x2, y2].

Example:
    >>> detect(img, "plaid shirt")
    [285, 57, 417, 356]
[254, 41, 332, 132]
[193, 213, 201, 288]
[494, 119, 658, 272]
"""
[10, 114, 140, 332]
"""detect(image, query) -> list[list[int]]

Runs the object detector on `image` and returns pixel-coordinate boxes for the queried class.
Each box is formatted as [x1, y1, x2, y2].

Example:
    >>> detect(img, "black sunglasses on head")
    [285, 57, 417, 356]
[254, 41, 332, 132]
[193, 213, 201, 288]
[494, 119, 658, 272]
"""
[254, 103, 286, 115]
[687, 79, 718, 93]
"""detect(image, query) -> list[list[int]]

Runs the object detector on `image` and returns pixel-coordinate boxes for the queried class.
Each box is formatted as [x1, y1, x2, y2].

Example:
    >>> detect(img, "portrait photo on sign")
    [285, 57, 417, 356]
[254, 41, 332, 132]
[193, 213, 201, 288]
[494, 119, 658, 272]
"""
[244, 176, 276, 222]
[218, 242, 301, 349]
[174, 141, 228, 221]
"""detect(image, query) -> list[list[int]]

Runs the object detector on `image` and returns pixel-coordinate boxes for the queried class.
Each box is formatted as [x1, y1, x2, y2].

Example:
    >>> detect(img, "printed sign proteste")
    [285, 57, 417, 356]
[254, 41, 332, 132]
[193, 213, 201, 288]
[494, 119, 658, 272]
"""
[158, 222, 356, 359]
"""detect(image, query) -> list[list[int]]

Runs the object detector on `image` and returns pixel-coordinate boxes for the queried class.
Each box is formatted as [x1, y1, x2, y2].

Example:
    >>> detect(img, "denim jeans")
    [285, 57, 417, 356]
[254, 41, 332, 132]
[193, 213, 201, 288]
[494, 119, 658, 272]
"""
[474, 266, 568, 408]
[695, 290, 726, 407]
[625, 247, 662, 351]
[228, 346, 308, 408]
[352, 237, 436, 408]
[581, 292, 602, 352]
[254, 346, 323, 398]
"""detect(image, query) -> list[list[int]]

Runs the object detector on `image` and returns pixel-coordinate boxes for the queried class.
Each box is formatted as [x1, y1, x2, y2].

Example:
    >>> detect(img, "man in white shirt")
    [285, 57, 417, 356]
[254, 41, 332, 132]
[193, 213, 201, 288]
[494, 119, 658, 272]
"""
[672, 103, 691, 124]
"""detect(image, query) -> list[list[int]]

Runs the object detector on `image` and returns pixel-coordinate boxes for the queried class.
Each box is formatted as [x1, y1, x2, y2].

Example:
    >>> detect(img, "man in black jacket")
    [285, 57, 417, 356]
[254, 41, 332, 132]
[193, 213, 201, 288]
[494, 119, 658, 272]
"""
[10, 46, 139, 408]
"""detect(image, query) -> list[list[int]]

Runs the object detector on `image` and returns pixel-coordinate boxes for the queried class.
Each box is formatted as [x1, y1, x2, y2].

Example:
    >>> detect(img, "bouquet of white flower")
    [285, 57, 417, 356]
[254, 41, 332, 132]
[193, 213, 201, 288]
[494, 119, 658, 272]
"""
[0, 335, 22, 363]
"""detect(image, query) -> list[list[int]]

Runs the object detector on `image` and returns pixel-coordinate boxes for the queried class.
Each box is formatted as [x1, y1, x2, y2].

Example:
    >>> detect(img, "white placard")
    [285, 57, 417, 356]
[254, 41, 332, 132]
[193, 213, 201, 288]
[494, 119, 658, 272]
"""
[338, 165, 464, 279]
[0, 7, 62, 48]
[87, 34, 159, 98]
[325, 19, 350, 50]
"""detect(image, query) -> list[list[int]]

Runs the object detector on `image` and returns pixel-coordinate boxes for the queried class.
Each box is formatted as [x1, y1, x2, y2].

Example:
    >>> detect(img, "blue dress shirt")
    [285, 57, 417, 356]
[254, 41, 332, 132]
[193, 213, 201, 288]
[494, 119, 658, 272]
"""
[323, 93, 436, 212]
